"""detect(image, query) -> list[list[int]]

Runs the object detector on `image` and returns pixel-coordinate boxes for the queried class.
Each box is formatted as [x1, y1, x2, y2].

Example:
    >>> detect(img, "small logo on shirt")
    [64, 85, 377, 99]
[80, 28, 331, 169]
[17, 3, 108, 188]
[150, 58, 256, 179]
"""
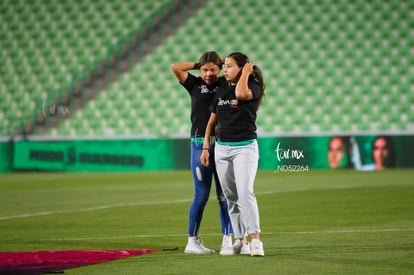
[218, 98, 238, 108]
[200, 85, 218, 94]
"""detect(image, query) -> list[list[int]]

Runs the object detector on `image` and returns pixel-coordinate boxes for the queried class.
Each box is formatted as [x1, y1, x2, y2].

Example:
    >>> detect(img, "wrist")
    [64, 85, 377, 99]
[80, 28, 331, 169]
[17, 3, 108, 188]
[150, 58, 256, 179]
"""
[202, 148, 209, 150]
[193, 62, 201, 69]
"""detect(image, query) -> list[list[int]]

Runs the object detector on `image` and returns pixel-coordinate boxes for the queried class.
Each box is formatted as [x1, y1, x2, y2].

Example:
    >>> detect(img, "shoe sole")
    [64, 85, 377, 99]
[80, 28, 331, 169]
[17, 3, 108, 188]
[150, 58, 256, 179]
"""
[251, 252, 265, 256]
[184, 249, 215, 254]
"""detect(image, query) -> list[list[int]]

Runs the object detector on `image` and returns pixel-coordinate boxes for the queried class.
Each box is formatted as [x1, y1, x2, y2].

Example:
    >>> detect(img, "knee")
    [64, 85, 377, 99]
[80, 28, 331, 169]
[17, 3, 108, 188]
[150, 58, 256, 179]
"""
[217, 193, 226, 203]
[193, 166, 204, 182]
[194, 187, 209, 198]
[238, 191, 256, 204]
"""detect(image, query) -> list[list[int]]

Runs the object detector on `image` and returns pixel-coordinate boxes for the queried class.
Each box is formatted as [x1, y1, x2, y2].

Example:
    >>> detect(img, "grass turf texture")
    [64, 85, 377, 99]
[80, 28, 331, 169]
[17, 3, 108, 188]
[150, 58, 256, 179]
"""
[0, 170, 413, 274]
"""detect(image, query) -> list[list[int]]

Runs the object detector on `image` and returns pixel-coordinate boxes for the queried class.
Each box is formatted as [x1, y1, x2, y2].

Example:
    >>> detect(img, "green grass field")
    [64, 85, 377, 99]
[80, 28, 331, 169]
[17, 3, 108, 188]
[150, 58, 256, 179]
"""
[1, 169, 413, 274]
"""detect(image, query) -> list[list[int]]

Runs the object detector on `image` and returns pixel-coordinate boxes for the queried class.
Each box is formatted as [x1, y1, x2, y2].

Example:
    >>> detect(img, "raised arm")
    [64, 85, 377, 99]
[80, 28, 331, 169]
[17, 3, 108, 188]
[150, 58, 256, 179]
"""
[171, 62, 199, 84]
[235, 63, 254, 100]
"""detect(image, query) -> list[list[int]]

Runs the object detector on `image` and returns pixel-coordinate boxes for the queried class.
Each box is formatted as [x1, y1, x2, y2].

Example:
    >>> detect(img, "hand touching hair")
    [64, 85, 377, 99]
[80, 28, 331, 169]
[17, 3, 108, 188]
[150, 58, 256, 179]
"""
[227, 52, 265, 99]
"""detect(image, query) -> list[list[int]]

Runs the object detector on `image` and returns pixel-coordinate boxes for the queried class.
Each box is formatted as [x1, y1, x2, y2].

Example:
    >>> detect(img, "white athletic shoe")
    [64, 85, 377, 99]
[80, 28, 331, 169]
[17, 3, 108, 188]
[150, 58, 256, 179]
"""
[232, 239, 250, 255]
[219, 235, 234, 255]
[250, 239, 265, 256]
[184, 236, 215, 254]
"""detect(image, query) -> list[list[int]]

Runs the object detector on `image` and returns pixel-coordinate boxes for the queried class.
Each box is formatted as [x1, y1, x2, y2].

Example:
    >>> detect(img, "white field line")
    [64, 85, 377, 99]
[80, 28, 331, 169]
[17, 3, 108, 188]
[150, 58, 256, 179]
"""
[0, 199, 192, 221]
[46, 228, 414, 241]
[0, 188, 307, 221]
[0, 182, 411, 221]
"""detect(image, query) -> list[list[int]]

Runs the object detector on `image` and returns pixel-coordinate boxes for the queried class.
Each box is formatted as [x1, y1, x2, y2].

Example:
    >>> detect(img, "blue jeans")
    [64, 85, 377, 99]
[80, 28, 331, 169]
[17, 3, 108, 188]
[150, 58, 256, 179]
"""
[188, 140, 233, 236]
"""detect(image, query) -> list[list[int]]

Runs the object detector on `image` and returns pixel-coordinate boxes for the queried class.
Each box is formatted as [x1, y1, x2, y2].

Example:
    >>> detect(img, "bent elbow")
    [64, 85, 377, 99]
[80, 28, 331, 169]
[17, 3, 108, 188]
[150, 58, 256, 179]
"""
[170, 63, 177, 72]
[236, 92, 253, 101]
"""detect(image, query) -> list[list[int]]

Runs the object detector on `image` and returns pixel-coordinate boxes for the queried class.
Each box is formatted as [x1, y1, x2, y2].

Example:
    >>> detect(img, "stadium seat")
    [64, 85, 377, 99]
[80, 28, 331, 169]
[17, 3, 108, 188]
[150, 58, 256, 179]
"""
[1, 0, 172, 135]
[2, 0, 413, 136]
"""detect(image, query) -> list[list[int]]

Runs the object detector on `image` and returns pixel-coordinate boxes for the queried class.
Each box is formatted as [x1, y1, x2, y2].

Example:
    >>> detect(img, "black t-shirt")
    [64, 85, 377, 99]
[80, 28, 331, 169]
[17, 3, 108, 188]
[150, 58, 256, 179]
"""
[211, 80, 262, 142]
[181, 74, 226, 137]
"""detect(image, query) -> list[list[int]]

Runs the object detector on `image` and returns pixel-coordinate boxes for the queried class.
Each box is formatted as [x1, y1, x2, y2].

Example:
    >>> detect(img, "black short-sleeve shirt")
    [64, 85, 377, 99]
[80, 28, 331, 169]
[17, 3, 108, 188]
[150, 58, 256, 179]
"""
[181, 74, 226, 137]
[211, 80, 262, 142]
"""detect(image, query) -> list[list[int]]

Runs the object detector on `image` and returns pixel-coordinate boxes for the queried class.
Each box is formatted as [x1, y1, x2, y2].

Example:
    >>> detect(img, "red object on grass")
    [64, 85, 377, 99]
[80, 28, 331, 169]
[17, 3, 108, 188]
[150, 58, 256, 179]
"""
[0, 249, 160, 275]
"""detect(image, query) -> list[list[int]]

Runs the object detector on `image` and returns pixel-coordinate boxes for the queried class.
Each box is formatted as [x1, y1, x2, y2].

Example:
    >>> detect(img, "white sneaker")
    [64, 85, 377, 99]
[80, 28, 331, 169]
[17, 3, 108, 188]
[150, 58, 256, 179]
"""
[219, 235, 233, 255]
[184, 236, 215, 254]
[250, 239, 264, 256]
[232, 239, 250, 255]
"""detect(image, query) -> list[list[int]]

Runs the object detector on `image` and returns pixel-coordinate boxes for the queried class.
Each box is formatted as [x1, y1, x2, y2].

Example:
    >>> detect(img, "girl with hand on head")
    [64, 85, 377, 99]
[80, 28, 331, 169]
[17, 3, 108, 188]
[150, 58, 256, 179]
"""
[171, 51, 234, 255]
[200, 52, 265, 256]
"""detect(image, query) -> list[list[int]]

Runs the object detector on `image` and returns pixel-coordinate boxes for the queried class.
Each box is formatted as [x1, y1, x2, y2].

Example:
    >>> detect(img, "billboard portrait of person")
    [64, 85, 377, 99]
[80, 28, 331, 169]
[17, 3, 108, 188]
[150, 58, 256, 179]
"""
[371, 135, 396, 170]
[327, 136, 351, 169]
[351, 135, 396, 171]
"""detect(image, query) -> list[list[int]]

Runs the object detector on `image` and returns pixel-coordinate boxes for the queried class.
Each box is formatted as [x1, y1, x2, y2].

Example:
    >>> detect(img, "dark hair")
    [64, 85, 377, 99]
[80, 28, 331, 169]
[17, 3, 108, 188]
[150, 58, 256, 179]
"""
[197, 51, 223, 69]
[371, 135, 396, 167]
[227, 52, 265, 100]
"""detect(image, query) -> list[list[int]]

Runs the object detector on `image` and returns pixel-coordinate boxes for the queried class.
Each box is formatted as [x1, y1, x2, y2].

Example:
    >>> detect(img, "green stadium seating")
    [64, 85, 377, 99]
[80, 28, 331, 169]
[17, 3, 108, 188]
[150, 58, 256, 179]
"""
[1, 0, 413, 136]
[0, 0, 171, 135]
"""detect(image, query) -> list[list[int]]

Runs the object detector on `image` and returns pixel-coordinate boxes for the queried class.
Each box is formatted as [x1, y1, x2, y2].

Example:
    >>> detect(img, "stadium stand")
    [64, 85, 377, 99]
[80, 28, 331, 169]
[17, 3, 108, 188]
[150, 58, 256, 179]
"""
[0, 0, 171, 135]
[1, 0, 413, 137]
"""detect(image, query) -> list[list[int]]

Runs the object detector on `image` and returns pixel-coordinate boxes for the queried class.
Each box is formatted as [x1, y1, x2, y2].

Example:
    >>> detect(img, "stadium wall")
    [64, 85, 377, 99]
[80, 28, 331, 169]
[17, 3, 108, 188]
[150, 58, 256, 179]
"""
[0, 140, 12, 173]
[1, 134, 413, 173]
